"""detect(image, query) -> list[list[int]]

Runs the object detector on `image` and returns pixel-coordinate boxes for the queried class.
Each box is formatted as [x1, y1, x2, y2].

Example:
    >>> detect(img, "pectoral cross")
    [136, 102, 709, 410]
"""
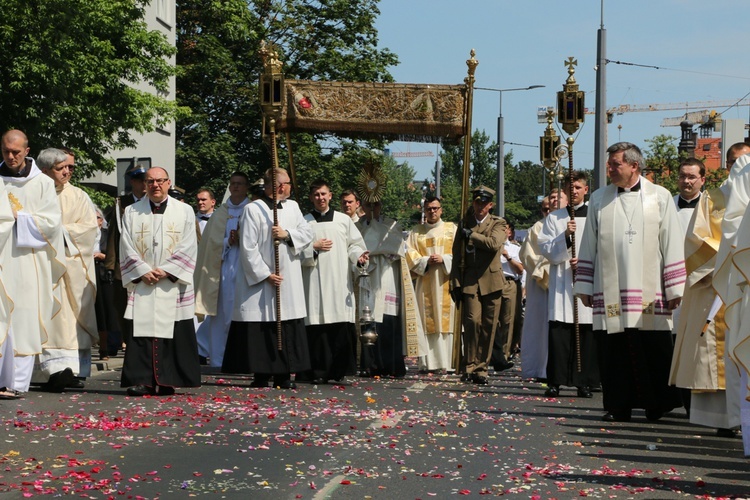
[625, 225, 637, 244]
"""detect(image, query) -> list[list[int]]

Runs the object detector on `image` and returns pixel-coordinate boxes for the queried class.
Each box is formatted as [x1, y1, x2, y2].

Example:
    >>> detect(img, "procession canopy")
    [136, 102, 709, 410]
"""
[276, 80, 468, 144]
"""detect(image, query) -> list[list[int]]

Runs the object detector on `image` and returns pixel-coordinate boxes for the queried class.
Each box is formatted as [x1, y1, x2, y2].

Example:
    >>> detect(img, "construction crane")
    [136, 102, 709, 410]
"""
[389, 149, 434, 158]
[660, 110, 719, 128]
[585, 99, 750, 123]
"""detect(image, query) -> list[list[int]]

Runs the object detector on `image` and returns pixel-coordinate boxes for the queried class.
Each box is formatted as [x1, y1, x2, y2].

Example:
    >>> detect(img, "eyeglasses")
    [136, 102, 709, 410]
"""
[146, 178, 169, 186]
[425, 206, 442, 211]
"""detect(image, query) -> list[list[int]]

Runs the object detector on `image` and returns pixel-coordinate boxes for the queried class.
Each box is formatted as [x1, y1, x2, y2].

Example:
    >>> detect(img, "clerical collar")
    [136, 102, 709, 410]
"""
[572, 203, 588, 217]
[424, 220, 441, 229]
[678, 193, 701, 209]
[311, 208, 334, 222]
[150, 198, 168, 214]
[617, 180, 641, 193]
[262, 196, 283, 210]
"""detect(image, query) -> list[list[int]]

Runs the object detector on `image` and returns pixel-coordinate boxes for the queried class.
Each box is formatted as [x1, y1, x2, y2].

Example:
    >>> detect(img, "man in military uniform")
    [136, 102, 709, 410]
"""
[450, 186, 508, 385]
[103, 163, 148, 352]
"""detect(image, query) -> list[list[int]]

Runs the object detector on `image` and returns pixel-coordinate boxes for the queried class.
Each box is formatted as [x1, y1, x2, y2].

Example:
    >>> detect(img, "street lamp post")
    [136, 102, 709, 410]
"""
[476, 85, 545, 216]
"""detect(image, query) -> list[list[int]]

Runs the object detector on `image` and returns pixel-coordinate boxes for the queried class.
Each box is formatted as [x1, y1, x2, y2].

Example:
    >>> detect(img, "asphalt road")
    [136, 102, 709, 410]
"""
[1, 354, 748, 499]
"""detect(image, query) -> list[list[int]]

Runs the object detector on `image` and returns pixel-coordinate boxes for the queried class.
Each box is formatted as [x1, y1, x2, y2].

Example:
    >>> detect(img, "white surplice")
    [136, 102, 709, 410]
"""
[575, 177, 685, 333]
[301, 210, 366, 325]
[232, 198, 313, 322]
[120, 196, 197, 339]
[519, 219, 549, 380]
[539, 206, 593, 325]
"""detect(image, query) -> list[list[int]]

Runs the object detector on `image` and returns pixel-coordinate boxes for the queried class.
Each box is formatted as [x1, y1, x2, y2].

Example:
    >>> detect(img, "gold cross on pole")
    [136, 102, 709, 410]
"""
[564, 57, 578, 71]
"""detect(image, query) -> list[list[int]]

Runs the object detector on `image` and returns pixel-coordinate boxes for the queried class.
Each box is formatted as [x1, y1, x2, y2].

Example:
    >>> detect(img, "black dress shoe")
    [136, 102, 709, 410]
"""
[716, 428, 738, 438]
[250, 378, 270, 388]
[460, 373, 471, 383]
[602, 410, 631, 422]
[158, 386, 175, 396]
[576, 386, 593, 398]
[645, 409, 664, 421]
[495, 361, 515, 372]
[45, 368, 76, 393]
[471, 373, 489, 385]
[311, 378, 327, 385]
[68, 378, 86, 389]
[544, 386, 559, 397]
[127, 385, 155, 397]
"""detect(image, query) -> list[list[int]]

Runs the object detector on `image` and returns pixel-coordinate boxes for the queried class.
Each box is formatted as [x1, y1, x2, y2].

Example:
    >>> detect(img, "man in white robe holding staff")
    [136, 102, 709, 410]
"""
[119, 167, 201, 397]
[575, 142, 685, 422]
[223, 167, 313, 389]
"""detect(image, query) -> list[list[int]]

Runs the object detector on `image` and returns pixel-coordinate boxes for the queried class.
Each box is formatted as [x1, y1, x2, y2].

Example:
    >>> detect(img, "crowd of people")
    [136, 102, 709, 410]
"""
[1, 129, 749, 453]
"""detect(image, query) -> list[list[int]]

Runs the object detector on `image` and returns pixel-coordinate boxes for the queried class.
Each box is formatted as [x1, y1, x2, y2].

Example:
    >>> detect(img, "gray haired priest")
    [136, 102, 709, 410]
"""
[575, 142, 685, 422]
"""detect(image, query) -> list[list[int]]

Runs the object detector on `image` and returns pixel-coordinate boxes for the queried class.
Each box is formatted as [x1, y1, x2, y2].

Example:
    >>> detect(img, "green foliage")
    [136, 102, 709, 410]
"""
[0, 0, 185, 177]
[79, 185, 115, 211]
[643, 133, 728, 194]
[438, 131, 545, 228]
[380, 156, 421, 229]
[440, 129, 497, 190]
[176, 0, 399, 199]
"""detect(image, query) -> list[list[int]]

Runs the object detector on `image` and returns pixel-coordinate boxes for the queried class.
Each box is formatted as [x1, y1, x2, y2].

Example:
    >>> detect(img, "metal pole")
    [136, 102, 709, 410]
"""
[497, 91, 505, 215]
[594, 1, 607, 190]
[435, 154, 442, 198]
[476, 85, 545, 217]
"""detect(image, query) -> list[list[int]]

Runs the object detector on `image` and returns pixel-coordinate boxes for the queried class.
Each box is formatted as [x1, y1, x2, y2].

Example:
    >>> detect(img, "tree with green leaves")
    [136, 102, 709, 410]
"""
[176, 0, 398, 200]
[0, 0, 183, 179]
[643, 134, 728, 193]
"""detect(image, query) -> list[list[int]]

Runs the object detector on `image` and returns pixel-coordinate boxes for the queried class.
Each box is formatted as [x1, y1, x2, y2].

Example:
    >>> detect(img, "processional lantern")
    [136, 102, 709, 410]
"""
[539, 108, 560, 170]
[259, 41, 285, 127]
[556, 57, 585, 136]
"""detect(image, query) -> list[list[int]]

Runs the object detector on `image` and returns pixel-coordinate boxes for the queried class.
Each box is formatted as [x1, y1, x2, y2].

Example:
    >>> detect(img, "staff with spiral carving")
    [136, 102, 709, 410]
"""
[537, 170, 600, 399]
[221, 167, 313, 390]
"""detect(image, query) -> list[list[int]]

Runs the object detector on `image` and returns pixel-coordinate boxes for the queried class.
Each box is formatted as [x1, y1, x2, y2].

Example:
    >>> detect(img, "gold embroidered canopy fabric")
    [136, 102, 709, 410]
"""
[278, 81, 468, 144]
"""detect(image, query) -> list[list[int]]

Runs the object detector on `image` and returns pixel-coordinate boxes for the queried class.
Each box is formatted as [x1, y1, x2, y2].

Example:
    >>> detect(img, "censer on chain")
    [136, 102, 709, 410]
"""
[357, 266, 378, 346]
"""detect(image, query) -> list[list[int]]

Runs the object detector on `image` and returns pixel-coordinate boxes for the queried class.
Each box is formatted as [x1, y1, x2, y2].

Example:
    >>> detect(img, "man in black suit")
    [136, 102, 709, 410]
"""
[103, 164, 148, 352]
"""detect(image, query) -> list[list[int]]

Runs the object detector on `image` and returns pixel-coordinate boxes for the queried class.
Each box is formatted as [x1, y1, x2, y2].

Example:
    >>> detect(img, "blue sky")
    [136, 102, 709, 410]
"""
[374, 0, 750, 180]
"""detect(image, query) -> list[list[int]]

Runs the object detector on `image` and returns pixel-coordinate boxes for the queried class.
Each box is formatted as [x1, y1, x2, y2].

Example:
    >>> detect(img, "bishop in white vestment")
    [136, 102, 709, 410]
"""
[119, 168, 200, 396]
[405, 196, 456, 372]
[575, 143, 685, 422]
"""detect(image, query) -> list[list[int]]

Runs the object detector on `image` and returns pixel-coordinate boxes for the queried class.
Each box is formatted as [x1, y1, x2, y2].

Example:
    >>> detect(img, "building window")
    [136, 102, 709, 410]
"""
[156, 0, 173, 28]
